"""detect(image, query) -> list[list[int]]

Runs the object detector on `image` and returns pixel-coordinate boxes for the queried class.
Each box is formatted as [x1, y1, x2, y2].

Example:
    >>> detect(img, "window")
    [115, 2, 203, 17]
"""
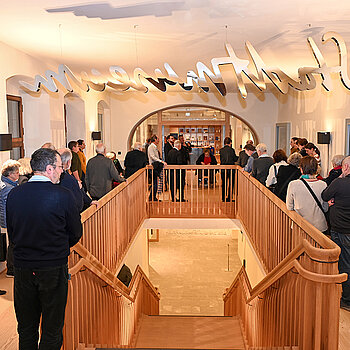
[98, 112, 103, 143]
[7, 95, 24, 159]
[276, 122, 291, 154]
[346, 119, 350, 155]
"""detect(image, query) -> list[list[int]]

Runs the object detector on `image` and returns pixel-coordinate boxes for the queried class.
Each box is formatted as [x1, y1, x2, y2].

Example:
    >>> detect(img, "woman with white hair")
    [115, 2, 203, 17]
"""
[124, 142, 148, 179]
[0, 159, 20, 278]
[17, 157, 33, 185]
[324, 154, 345, 186]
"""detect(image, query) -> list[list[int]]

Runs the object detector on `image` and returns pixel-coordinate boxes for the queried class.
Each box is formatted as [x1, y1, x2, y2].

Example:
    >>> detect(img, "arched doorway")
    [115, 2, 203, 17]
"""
[128, 104, 259, 160]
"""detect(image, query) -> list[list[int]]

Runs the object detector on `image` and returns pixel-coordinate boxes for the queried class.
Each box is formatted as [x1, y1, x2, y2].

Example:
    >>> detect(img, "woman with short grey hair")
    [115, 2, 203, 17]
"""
[0, 159, 20, 277]
[324, 154, 345, 186]
[274, 152, 302, 202]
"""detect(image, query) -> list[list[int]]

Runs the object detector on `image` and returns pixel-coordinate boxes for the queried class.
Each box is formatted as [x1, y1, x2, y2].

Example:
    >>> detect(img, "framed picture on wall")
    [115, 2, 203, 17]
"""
[185, 128, 191, 133]
[203, 127, 208, 133]
[184, 133, 191, 141]
[190, 127, 197, 133]
[197, 127, 203, 133]
[197, 133, 203, 141]
[179, 127, 185, 133]
[209, 127, 215, 133]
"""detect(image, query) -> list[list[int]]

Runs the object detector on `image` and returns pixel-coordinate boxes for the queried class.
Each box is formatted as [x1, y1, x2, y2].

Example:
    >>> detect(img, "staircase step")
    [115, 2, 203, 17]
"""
[134, 315, 245, 349]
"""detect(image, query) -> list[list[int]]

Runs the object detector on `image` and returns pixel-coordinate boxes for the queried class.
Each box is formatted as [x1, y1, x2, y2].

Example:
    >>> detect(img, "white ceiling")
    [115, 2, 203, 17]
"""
[2, 0, 350, 77]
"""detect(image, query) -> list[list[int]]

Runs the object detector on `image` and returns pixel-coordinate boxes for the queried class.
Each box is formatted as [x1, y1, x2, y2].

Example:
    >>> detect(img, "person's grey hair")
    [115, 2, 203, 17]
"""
[1, 160, 20, 177]
[133, 142, 142, 151]
[17, 158, 32, 175]
[95, 143, 106, 154]
[332, 154, 345, 167]
[287, 152, 302, 167]
[41, 142, 56, 150]
[174, 140, 181, 148]
[58, 148, 72, 165]
[256, 143, 267, 153]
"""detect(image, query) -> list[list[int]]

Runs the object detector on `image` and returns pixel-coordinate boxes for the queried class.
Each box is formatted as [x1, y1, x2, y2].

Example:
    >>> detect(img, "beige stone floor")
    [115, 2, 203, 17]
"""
[149, 229, 241, 316]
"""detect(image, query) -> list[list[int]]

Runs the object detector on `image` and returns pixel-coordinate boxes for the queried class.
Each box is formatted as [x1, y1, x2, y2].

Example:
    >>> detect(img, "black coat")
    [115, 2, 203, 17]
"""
[219, 145, 238, 165]
[274, 165, 301, 201]
[251, 156, 274, 185]
[124, 149, 148, 179]
[324, 167, 342, 186]
[237, 150, 249, 167]
[164, 142, 173, 163]
[167, 148, 186, 165]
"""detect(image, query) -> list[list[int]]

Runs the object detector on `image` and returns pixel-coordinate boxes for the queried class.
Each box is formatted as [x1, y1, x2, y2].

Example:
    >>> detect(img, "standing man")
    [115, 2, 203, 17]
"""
[220, 137, 238, 202]
[86, 143, 125, 200]
[77, 139, 87, 190]
[148, 135, 166, 201]
[167, 140, 187, 202]
[6, 148, 82, 349]
[124, 142, 148, 179]
[321, 156, 350, 311]
[179, 134, 191, 164]
[68, 141, 82, 185]
[251, 143, 274, 185]
[237, 140, 254, 168]
[243, 144, 258, 173]
[164, 134, 175, 163]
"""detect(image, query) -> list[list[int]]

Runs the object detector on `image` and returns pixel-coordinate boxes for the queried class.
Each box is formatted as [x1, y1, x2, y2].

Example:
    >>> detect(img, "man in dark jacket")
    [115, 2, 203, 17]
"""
[321, 156, 350, 311]
[6, 148, 83, 350]
[164, 135, 175, 163]
[219, 137, 238, 202]
[237, 140, 253, 168]
[251, 143, 274, 185]
[86, 143, 125, 200]
[167, 140, 187, 202]
[124, 142, 148, 179]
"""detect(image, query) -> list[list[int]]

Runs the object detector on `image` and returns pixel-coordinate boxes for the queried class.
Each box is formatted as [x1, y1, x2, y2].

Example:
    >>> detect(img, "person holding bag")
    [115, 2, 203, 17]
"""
[286, 156, 328, 233]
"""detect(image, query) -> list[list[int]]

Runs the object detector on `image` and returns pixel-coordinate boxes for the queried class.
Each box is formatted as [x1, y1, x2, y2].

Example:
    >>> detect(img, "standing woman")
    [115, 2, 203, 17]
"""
[305, 142, 321, 166]
[266, 149, 288, 190]
[0, 160, 20, 277]
[286, 156, 328, 233]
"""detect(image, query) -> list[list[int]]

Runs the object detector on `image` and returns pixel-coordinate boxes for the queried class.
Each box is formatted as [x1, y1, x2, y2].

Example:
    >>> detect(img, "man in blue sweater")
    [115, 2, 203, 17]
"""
[6, 148, 83, 350]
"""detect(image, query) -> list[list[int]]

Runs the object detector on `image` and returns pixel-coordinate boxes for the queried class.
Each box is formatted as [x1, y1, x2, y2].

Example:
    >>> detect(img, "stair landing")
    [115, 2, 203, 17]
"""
[134, 315, 246, 349]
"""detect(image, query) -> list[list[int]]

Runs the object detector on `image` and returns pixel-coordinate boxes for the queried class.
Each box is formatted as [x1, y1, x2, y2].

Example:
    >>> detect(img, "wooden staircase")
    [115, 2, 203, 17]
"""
[134, 315, 246, 349]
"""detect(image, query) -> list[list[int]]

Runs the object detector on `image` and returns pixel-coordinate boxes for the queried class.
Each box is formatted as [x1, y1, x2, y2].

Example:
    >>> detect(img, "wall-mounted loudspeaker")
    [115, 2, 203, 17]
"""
[0, 134, 12, 151]
[317, 132, 331, 144]
[91, 131, 102, 141]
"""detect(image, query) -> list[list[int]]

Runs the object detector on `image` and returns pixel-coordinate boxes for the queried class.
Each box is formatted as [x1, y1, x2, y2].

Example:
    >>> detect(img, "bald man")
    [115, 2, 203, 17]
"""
[322, 156, 350, 311]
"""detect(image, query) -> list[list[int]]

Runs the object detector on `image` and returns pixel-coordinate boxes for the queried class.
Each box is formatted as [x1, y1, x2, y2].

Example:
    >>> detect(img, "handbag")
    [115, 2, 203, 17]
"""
[300, 178, 331, 235]
[268, 165, 277, 193]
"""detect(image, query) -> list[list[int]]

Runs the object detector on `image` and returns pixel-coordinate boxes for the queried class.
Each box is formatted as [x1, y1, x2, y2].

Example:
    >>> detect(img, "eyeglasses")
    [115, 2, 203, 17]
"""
[53, 165, 64, 170]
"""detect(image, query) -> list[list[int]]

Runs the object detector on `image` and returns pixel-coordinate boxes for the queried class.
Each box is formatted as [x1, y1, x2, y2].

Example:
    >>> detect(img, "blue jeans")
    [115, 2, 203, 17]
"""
[331, 230, 350, 305]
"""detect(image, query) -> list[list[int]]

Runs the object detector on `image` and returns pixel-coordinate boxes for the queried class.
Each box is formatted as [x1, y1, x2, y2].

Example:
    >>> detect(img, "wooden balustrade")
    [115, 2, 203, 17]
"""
[147, 165, 236, 218]
[64, 243, 160, 350]
[63, 168, 158, 350]
[223, 241, 346, 349]
[235, 169, 338, 274]
[76, 169, 147, 273]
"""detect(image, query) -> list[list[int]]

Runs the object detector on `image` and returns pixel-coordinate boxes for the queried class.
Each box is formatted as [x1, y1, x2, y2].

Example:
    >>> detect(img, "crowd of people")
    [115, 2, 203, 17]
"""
[0, 133, 350, 348]
[240, 136, 350, 312]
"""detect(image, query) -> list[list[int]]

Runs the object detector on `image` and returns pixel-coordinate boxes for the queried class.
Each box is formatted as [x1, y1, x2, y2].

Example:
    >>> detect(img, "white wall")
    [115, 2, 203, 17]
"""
[277, 76, 350, 174]
[118, 228, 149, 277]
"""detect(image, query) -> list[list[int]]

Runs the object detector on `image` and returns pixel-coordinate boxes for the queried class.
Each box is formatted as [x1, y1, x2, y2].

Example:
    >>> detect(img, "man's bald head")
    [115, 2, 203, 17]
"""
[342, 156, 350, 176]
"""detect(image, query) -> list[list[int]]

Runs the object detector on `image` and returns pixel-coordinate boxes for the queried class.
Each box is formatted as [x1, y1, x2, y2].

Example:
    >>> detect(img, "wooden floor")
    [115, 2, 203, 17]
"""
[135, 315, 246, 349]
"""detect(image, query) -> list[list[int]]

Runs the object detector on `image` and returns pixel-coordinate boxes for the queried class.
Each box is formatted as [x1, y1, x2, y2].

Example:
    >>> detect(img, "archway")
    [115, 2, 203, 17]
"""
[128, 104, 259, 158]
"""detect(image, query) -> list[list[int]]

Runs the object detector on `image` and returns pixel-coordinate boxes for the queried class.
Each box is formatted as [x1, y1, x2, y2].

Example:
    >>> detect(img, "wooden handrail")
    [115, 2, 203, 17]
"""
[70, 242, 160, 302]
[223, 239, 346, 304]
